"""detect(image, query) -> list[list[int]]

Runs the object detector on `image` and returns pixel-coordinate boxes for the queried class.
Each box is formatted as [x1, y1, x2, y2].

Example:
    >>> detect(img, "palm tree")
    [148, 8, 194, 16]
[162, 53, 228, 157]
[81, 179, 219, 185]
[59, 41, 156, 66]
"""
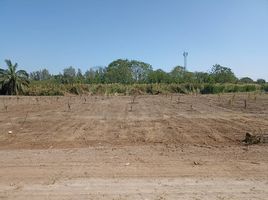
[0, 59, 30, 95]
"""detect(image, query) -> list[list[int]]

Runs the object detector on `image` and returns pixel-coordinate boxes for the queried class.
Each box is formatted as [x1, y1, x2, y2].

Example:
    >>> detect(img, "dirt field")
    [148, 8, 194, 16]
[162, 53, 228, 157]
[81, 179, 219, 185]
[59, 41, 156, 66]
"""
[0, 93, 268, 199]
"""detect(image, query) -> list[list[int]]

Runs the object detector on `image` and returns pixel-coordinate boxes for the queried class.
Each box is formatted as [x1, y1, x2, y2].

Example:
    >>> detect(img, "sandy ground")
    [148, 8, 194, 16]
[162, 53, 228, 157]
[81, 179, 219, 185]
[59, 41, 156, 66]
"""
[0, 93, 267, 199]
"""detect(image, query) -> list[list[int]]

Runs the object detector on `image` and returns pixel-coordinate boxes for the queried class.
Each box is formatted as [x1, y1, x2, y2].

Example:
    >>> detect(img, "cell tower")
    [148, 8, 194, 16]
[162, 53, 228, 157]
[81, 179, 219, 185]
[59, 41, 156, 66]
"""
[183, 51, 188, 70]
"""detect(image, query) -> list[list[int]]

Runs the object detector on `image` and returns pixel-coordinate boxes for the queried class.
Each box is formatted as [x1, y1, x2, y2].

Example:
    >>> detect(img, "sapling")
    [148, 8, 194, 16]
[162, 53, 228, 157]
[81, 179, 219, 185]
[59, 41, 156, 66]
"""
[253, 93, 257, 102]
[190, 104, 193, 111]
[244, 99, 247, 109]
[67, 101, 71, 111]
[232, 94, 236, 102]
[3, 100, 8, 112]
[4, 104, 8, 112]
[21, 111, 29, 127]
[177, 96, 181, 104]
[35, 97, 39, 105]
[131, 95, 137, 104]
[228, 99, 232, 107]
[129, 105, 133, 112]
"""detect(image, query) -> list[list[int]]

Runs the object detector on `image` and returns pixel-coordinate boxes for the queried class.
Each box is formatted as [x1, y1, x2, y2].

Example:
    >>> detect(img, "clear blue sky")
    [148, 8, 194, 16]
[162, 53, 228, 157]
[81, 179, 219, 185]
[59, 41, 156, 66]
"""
[0, 0, 267, 80]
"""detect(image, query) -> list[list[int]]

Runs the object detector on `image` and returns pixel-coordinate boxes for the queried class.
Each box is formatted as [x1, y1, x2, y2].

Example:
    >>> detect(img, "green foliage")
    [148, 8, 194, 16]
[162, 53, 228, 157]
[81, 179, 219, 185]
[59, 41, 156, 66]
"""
[61, 66, 77, 84]
[210, 64, 237, 83]
[104, 59, 153, 84]
[63, 66, 76, 78]
[105, 59, 133, 84]
[69, 85, 82, 95]
[25, 81, 65, 96]
[130, 60, 153, 82]
[147, 69, 171, 83]
[200, 83, 260, 94]
[192, 72, 214, 84]
[169, 66, 186, 83]
[239, 77, 254, 83]
[30, 69, 51, 81]
[261, 83, 268, 92]
[1, 59, 264, 96]
[84, 67, 106, 84]
[169, 66, 197, 84]
[25, 82, 264, 96]
[0, 60, 30, 95]
[257, 79, 266, 84]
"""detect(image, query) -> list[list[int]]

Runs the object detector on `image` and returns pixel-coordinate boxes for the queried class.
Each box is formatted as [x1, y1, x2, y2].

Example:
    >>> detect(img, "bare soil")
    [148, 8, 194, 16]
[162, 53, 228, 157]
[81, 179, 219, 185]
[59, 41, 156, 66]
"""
[0, 93, 267, 199]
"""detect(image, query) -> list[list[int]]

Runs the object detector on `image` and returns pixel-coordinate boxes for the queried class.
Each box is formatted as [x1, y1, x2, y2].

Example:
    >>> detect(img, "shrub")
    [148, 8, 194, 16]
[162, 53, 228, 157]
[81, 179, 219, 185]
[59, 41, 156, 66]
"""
[200, 84, 214, 94]
[261, 84, 268, 92]
[25, 82, 264, 96]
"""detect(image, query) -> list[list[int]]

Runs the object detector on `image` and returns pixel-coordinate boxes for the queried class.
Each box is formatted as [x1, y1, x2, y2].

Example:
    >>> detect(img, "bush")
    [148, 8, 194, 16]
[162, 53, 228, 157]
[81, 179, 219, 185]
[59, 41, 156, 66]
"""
[201, 84, 214, 94]
[261, 84, 268, 92]
[69, 85, 82, 95]
[257, 79, 266, 84]
[25, 82, 264, 96]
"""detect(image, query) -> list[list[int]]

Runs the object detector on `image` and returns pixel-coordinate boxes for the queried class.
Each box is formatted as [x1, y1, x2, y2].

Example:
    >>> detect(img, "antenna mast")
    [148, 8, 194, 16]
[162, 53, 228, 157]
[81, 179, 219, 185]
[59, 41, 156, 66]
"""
[183, 51, 188, 70]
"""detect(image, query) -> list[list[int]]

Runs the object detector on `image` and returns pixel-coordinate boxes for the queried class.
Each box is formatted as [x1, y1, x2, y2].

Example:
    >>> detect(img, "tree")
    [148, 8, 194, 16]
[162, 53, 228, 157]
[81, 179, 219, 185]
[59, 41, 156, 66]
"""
[77, 68, 83, 78]
[30, 68, 51, 81]
[210, 64, 237, 83]
[63, 66, 76, 78]
[62, 66, 76, 84]
[193, 72, 214, 83]
[40, 69, 51, 80]
[75, 68, 84, 83]
[130, 60, 152, 83]
[147, 69, 171, 83]
[105, 59, 153, 84]
[0, 59, 30, 95]
[169, 66, 186, 83]
[85, 69, 95, 83]
[85, 67, 106, 84]
[239, 77, 254, 83]
[30, 71, 40, 80]
[169, 66, 199, 83]
[257, 79, 266, 84]
[105, 59, 133, 83]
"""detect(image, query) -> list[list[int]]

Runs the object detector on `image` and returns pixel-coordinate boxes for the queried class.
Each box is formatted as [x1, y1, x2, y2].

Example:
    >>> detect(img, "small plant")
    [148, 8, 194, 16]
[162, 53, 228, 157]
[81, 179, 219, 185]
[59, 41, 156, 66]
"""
[232, 94, 236, 101]
[244, 99, 247, 109]
[131, 95, 137, 104]
[67, 101, 71, 111]
[253, 92, 257, 102]
[177, 96, 181, 104]
[21, 111, 29, 127]
[228, 94, 236, 107]
[228, 98, 232, 107]
[243, 133, 261, 145]
[217, 93, 221, 102]
[2, 100, 8, 112]
[4, 104, 8, 112]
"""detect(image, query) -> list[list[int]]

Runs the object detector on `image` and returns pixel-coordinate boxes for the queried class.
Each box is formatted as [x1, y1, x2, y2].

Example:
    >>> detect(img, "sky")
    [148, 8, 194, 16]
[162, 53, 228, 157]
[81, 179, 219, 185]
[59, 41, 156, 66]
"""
[0, 0, 267, 80]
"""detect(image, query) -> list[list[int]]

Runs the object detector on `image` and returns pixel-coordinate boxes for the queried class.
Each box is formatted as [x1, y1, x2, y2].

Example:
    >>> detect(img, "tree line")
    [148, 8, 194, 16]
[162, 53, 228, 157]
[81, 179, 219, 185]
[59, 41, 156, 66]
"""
[29, 59, 265, 84]
[0, 59, 266, 95]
